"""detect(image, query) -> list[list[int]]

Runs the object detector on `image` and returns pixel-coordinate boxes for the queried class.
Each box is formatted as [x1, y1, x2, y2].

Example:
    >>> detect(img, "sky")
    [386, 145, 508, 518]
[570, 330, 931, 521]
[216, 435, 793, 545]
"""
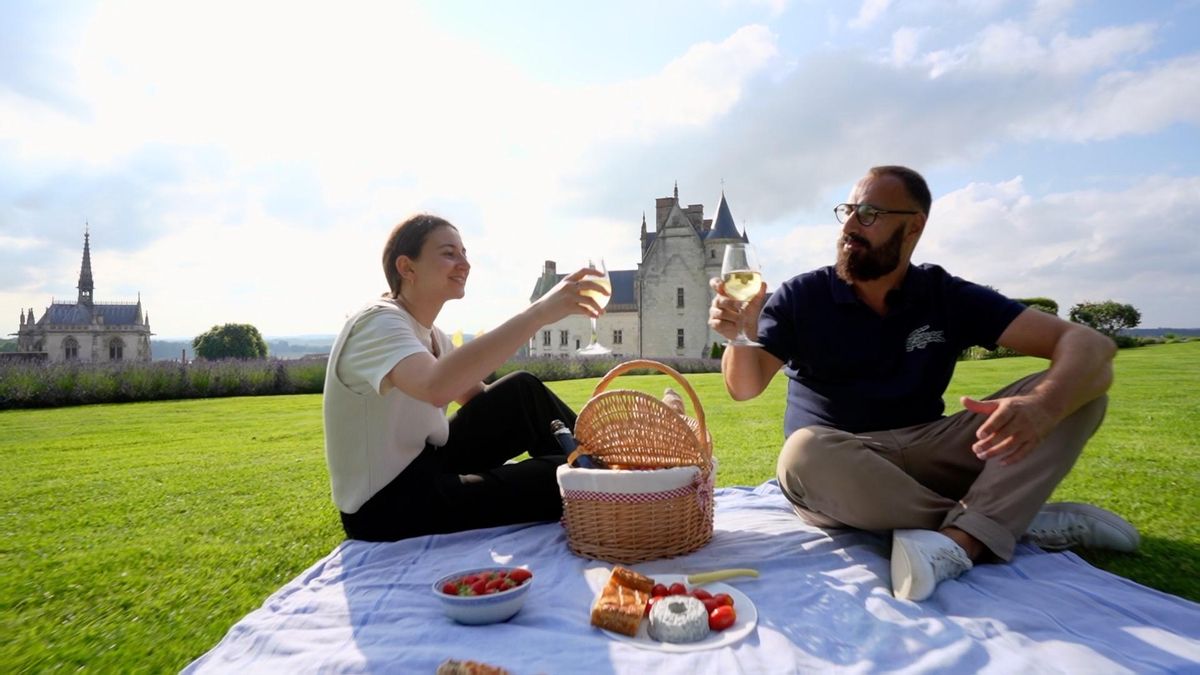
[2, 0, 1199, 340]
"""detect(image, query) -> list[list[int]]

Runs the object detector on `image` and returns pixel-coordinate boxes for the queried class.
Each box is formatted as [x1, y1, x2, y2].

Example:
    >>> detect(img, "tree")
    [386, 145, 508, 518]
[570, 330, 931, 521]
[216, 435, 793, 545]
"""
[709, 341, 725, 359]
[193, 323, 269, 360]
[1068, 301, 1141, 338]
[1015, 297, 1059, 316]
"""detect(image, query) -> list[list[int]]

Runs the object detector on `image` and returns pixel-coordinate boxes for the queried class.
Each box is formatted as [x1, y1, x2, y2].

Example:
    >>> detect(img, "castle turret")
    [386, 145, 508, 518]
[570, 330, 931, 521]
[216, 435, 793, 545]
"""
[77, 227, 94, 307]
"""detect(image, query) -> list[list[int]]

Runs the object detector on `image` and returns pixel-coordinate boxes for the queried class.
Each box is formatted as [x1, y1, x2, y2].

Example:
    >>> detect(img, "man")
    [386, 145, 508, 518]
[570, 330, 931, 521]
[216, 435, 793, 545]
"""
[709, 165, 1139, 601]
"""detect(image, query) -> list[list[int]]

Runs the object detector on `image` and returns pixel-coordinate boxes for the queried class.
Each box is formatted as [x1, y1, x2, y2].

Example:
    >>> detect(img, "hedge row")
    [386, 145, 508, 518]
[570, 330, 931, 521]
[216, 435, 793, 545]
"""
[0, 355, 723, 409]
[0, 358, 327, 410]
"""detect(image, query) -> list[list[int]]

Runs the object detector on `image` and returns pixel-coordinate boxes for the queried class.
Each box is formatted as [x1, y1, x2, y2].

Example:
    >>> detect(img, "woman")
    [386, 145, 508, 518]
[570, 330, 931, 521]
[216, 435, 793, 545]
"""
[323, 214, 606, 541]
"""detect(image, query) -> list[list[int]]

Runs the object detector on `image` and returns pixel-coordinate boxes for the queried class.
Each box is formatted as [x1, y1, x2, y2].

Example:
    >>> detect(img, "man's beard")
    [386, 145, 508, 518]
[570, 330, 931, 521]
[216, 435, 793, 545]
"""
[835, 225, 905, 283]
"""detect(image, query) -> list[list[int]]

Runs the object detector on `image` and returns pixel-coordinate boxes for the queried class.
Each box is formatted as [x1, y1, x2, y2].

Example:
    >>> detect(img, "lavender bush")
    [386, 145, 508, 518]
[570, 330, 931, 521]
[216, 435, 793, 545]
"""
[0, 357, 329, 409]
[0, 354, 718, 409]
[490, 355, 721, 383]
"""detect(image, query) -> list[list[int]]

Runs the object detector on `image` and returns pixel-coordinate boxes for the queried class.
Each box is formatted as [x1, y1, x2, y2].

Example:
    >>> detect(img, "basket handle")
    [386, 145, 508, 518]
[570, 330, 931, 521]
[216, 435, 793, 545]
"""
[590, 359, 708, 445]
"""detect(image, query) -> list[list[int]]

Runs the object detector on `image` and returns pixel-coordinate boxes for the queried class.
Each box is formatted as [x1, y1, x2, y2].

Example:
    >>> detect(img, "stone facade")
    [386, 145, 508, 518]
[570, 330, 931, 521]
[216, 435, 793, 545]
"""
[13, 230, 152, 363]
[528, 185, 746, 359]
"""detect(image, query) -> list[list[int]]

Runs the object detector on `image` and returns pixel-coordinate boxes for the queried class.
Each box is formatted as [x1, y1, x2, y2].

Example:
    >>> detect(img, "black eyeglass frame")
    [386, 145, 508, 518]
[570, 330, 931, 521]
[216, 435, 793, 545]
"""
[834, 203, 920, 227]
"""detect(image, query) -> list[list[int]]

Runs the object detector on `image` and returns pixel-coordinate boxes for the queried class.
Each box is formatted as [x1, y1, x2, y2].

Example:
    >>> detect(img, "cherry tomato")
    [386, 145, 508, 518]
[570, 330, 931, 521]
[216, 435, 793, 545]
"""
[651, 583, 669, 598]
[644, 595, 663, 617]
[701, 597, 724, 614]
[690, 588, 713, 601]
[712, 592, 734, 607]
[709, 605, 737, 631]
[668, 582, 688, 596]
[442, 582, 459, 595]
[507, 568, 533, 584]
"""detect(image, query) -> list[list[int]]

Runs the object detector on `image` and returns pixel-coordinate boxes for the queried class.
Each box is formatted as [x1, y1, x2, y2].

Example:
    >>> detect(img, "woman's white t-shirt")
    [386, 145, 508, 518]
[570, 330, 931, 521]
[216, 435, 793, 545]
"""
[322, 298, 454, 514]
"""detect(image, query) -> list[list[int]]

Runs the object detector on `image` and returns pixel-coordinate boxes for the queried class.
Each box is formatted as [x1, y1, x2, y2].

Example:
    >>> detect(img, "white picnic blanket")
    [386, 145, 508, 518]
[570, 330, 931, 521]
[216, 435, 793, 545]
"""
[184, 482, 1200, 674]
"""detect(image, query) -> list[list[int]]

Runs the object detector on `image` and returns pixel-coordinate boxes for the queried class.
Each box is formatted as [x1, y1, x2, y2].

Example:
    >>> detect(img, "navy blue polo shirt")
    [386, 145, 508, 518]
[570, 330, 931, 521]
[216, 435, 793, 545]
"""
[757, 263, 1026, 436]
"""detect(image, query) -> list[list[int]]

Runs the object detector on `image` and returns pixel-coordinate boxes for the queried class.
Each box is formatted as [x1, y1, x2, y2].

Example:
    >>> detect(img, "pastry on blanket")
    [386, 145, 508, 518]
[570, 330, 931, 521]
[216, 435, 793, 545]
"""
[436, 659, 510, 675]
[589, 566, 653, 636]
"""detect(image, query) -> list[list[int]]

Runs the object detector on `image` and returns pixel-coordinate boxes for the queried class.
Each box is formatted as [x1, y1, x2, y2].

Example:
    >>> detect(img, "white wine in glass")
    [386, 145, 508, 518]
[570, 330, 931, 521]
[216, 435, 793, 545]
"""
[577, 259, 612, 355]
[721, 243, 763, 347]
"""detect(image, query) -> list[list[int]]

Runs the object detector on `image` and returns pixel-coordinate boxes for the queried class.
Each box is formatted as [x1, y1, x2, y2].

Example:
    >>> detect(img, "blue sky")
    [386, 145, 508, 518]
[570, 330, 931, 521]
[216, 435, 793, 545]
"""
[2, 0, 1198, 339]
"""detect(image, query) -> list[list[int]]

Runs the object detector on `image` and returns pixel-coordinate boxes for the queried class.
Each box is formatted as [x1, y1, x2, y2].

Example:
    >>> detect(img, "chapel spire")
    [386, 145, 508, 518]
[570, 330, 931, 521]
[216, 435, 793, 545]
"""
[77, 224, 94, 307]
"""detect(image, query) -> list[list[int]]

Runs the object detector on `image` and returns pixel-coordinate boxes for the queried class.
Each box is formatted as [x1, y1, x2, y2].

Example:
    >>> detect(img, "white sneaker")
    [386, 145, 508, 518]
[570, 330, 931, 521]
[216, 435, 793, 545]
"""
[891, 529, 974, 601]
[1025, 502, 1140, 552]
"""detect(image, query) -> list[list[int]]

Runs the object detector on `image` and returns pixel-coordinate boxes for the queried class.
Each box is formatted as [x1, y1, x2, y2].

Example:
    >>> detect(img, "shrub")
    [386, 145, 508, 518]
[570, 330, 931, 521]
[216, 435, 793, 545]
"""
[1068, 300, 1141, 340]
[1015, 297, 1059, 315]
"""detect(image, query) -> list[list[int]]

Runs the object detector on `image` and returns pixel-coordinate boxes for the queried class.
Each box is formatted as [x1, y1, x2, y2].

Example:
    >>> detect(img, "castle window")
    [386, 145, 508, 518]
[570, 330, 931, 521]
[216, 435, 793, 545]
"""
[542, 330, 551, 347]
[677, 288, 685, 308]
[676, 329, 685, 349]
[109, 337, 125, 361]
[63, 337, 78, 360]
[559, 330, 569, 346]
[612, 330, 623, 345]
[710, 249, 715, 259]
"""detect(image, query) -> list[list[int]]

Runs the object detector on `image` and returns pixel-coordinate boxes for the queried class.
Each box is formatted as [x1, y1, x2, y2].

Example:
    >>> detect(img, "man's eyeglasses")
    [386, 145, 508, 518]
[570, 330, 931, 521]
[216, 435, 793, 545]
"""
[834, 203, 919, 227]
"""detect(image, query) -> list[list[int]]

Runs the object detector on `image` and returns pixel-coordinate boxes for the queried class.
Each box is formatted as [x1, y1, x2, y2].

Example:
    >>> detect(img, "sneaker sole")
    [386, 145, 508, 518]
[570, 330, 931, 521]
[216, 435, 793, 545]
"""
[891, 532, 927, 601]
[1041, 502, 1140, 552]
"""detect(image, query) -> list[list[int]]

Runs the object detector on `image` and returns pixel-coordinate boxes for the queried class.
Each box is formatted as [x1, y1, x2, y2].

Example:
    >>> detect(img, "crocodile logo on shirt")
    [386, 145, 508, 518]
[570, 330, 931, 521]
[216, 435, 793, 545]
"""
[905, 324, 946, 352]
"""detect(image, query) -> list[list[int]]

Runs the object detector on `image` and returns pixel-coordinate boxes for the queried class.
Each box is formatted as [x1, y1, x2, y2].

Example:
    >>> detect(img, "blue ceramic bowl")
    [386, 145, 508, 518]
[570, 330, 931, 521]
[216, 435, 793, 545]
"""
[432, 567, 534, 625]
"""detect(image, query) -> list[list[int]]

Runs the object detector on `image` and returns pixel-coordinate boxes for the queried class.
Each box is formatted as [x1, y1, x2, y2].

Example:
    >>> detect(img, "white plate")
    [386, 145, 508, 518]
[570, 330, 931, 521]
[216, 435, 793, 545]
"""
[596, 575, 758, 652]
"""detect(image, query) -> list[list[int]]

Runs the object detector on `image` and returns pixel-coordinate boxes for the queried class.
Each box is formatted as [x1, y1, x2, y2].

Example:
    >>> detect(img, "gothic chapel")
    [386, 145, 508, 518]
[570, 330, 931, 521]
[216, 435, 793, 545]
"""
[15, 229, 152, 363]
[528, 185, 748, 358]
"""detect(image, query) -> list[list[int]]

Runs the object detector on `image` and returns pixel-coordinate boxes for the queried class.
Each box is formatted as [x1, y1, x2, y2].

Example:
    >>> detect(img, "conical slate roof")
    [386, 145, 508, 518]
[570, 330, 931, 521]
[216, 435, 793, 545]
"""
[704, 192, 742, 240]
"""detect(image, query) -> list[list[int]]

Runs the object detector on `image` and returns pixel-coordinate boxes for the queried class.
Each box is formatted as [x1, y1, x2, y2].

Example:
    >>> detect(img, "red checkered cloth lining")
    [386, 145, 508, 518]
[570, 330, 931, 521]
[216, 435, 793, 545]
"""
[562, 482, 699, 503]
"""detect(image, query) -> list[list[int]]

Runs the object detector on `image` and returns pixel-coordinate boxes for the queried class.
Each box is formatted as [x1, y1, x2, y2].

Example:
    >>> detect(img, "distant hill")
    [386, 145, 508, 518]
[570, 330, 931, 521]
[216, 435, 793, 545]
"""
[1121, 328, 1200, 337]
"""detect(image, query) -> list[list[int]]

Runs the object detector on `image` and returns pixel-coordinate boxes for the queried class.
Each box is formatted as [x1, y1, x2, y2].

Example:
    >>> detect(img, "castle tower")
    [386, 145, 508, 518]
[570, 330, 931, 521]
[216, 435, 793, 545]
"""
[702, 191, 749, 283]
[77, 227, 94, 307]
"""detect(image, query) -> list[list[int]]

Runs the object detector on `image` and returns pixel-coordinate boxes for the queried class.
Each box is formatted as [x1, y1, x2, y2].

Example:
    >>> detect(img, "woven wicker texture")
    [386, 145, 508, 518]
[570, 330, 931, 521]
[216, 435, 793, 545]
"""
[562, 359, 714, 564]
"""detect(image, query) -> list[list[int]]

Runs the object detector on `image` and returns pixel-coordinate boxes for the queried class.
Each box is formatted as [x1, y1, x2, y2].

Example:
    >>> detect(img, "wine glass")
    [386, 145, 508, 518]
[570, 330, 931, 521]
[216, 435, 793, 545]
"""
[721, 243, 763, 347]
[577, 258, 612, 356]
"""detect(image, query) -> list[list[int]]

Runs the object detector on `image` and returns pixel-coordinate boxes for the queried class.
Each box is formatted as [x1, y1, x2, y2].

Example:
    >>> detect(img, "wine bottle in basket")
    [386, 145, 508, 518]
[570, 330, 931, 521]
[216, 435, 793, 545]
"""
[551, 419, 608, 469]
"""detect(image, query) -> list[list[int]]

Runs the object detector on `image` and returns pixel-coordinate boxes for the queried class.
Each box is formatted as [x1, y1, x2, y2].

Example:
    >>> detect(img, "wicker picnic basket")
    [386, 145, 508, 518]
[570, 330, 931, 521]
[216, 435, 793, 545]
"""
[559, 359, 714, 564]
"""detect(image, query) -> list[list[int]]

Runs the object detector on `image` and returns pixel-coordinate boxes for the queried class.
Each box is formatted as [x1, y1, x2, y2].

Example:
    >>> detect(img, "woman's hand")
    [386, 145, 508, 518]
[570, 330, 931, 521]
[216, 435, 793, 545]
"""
[532, 266, 608, 323]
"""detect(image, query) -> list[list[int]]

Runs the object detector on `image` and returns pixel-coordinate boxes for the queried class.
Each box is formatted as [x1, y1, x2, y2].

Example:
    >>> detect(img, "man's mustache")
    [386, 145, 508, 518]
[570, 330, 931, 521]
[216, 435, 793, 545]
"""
[841, 234, 870, 248]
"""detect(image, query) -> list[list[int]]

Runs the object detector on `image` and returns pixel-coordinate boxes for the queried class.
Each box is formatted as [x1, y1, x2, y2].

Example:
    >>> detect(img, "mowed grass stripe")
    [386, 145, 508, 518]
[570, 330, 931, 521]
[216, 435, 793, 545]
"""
[1, 342, 1196, 672]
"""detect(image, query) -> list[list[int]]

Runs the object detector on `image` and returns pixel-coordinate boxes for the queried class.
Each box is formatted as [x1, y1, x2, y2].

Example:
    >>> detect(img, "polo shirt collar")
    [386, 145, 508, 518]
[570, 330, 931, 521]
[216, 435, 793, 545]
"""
[829, 263, 926, 310]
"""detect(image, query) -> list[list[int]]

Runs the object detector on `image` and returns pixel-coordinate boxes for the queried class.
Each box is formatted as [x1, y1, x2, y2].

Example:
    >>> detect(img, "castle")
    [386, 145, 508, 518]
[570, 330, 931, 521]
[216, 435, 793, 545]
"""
[13, 229, 153, 363]
[528, 184, 747, 358]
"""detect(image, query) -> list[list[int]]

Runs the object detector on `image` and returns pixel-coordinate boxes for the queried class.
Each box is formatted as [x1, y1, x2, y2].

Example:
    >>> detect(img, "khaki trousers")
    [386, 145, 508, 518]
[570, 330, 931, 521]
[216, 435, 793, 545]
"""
[775, 372, 1107, 561]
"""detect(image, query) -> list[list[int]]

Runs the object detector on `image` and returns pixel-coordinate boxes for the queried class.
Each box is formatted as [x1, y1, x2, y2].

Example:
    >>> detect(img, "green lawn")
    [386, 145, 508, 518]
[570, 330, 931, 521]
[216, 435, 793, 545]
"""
[2, 342, 1197, 672]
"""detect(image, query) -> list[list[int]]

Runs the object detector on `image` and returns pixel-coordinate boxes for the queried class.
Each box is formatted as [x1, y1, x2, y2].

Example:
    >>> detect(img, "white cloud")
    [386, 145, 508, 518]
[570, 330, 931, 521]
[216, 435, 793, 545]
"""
[1017, 54, 1200, 141]
[4, 3, 1199, 338]
[1, 9, 781, 337]
[890, 26, 924, 66]
[1029, 0, 1077, 29]
[849, 0, 892, 30]
[924, 21, 1154, 78]
[920, 176, 1200, 327]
